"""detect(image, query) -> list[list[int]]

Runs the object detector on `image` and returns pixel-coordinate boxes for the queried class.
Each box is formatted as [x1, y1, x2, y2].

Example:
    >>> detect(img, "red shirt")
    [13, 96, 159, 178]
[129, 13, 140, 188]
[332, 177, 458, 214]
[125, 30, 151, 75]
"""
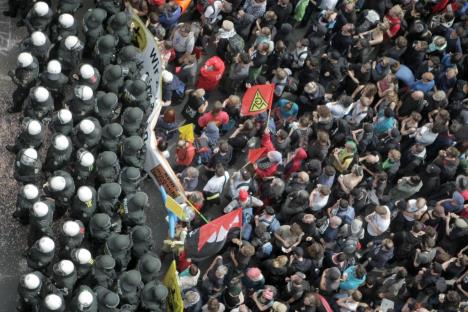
[384, 15, 401, 38]
[255, 163, 279, 179]
[176, 143, 196, 166]
[198, 111, 229, 128]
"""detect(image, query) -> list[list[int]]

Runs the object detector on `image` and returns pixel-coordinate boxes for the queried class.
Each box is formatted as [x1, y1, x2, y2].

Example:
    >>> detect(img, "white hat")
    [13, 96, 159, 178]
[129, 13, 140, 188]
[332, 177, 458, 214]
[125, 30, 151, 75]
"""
[53, 134, 69, 151]
[75, 85, 93, 101]
[58, 13, 74, 28]
[23, 184, 39, 200]
[32, 201, 48, 217]
[23, 273, 40, 290]
[49, 176, 66, 191]
[63, 221, 80, 236]
[23, 148, 38, 161]
[78, 290, 94, 307]
[47, 60, 61, 75]
[33, 86, 49, 102]
[161, 70, 173, 83]
[33, 2, 49, 16]
[64, 35, 79, 50]
[80, 64, 95, 79]
[38, 236, 55, 253]
[77, 186, 92, 202]
[79, 151, 94, 167]
[58, 109, 72, 124]
[31, 31, 46, 46]
[57, 259, 74, 275]
[27, 120, 42, 136]
[75, 248, 92, 264]
[17, 52, 33, 68]
[44, 294, 62, 310]
[79, 119, 95, 134]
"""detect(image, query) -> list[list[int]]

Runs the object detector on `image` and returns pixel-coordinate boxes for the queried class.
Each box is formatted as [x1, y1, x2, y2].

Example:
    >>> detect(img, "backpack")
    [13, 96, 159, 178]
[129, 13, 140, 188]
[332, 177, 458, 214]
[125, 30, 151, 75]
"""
[194, 136, 212, 165]
[172, 76, 186, 97]
[276, 76, 299, 93]
[226, 34, 245, 59]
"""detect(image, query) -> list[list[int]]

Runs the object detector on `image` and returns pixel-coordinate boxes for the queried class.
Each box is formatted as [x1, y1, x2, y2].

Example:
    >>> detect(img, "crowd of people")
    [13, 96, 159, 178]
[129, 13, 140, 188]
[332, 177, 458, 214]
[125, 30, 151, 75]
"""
[3, 0, 468, 310]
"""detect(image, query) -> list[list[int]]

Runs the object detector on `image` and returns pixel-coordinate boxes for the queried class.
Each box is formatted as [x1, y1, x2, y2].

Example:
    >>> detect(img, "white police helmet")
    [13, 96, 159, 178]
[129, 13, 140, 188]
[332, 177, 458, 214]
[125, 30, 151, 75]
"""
[49, 176, 66, 191]
[77, 186, 92, 202]
[62, 221, 80, 236]
[23, 273, 40, 290]
[64, 35, 79, 50]
[53, 134, 69, 151]
[79, 119, 95, 134]
[27, 120, 42, 136]
[57, 259, 74, 275]
[75, 248, 92, 264]
[75, 85, 93, 101]
[44, 294, 62, 310]
[33, 86, 49, 102]
[17, 52, 34, 68]
[32, 201, 48, 217]
[80, 64, 95, 79]
[78, 290, 94, 307]
[31, 31, 46, 46]
[38, 236, 55, 253]
[23, 148, 38, 161]
[57, 109, 72, 124]
[23, 184, 39, 200]
[33, 2, 49, 16]
[79, 151, 94, 167]
[58, 13, 74, 28]
[47, 60, 61, 75]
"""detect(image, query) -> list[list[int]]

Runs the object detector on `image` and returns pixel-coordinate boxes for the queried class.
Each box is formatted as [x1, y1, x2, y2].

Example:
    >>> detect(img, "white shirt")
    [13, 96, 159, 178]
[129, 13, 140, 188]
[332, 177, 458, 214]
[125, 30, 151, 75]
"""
[309, 188, 330, 211]
[203, 172, 230, 194]
[403, 199, 427, 221]
[366, 206, 390, 236]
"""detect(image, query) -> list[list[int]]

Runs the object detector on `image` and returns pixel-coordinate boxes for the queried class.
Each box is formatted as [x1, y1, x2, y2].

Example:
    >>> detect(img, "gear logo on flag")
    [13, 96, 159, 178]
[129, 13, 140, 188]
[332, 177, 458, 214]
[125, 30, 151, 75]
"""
[250, 90, 269, 112]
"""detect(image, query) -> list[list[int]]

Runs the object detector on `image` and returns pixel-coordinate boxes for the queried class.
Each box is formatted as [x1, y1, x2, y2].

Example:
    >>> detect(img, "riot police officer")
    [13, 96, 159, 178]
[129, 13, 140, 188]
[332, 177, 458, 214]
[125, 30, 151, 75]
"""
[13, 183, 40, 224]
[44, 133, 73, 172]
[70, 248, 93, 278]
[74, 148, 96, 186]
[73, 64, 101, 91]
[19, 31, 51, 67]
[50, 109, 73, 136]
[26, 236, 55, 271]
[60, 220, 85, 255]
[123, 192, 149, 227]
[95, 91, 120, 125]
[82, 8, 107, 54]
[17, 271, 47, 312]
[89, 213, 113, 245]
[137, 252, 161, 283]
[121, 79, 149, 112]
[22, 1, 52, 34]
[130, 224, 152, 258]
[68, 85, 96, 122]
[106, 12, 133, 47]
[14, 148, 42, 183]
[56, 35, 84, 73]
[8, 52, 39, 113]
[7, 118, 44, 153]
[71, 186, 97, 224]
[105, 234, 132, 271]
[40, 293, 65, 312]
[96, 0, 122, 18]
[140, 281, 168, 312]
[121, 107, 144, 137]
[73, 118, 102, 152]
[23, 86, 54, 120]
[50, 13, 79, 42]
[96, 151, 120, 184]
[101, 64, 126, 94]
[95, 286, 120, 312]
[52, 259, 77, 297]
[70, 286, 98, 312]
[40, 60, 69, 109]
[91, 255, 116, 288]
[29, 200, 55, 245]
[114, 270, 142, 305]
[97, 182, 121, 216]
[100, 123, 123, 153]
[57, 0, 82, 14]
[117, 45, 140, 80]
[43, 171, 75, 217]
[119, 167, 143, 195]
[94, 35, 118, 72]
[121, 136, 145, 169]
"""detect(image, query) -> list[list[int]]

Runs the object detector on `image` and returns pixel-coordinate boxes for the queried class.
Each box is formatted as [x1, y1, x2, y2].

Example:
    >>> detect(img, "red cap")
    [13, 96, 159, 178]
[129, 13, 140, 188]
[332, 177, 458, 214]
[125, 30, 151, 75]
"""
[238, 189, 248, 202]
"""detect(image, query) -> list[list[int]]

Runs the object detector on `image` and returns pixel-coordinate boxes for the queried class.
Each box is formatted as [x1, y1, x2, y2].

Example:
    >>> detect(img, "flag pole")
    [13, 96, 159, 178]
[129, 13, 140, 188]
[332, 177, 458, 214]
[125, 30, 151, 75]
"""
[266, 108, 272, 130]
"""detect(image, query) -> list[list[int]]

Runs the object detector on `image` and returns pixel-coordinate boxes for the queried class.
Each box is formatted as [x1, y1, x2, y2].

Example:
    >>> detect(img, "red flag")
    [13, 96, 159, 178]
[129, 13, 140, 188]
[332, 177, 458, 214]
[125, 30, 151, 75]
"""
[198, 209, 242, 251]
[248, 147, 267, 164]
[241, 84, 274, 116]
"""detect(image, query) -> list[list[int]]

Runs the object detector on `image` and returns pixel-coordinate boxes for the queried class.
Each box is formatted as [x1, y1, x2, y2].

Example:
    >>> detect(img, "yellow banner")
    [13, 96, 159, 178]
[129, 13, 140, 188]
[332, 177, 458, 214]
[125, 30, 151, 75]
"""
[163, 261, 184, 312]
[178, 123, 195, 143]
[166, 195, 187, 219]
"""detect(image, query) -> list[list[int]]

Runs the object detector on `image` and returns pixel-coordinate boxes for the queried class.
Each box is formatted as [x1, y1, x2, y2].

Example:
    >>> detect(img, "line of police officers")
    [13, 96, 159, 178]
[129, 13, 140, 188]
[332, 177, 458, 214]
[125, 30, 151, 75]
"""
[6, 0, 169, 310]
